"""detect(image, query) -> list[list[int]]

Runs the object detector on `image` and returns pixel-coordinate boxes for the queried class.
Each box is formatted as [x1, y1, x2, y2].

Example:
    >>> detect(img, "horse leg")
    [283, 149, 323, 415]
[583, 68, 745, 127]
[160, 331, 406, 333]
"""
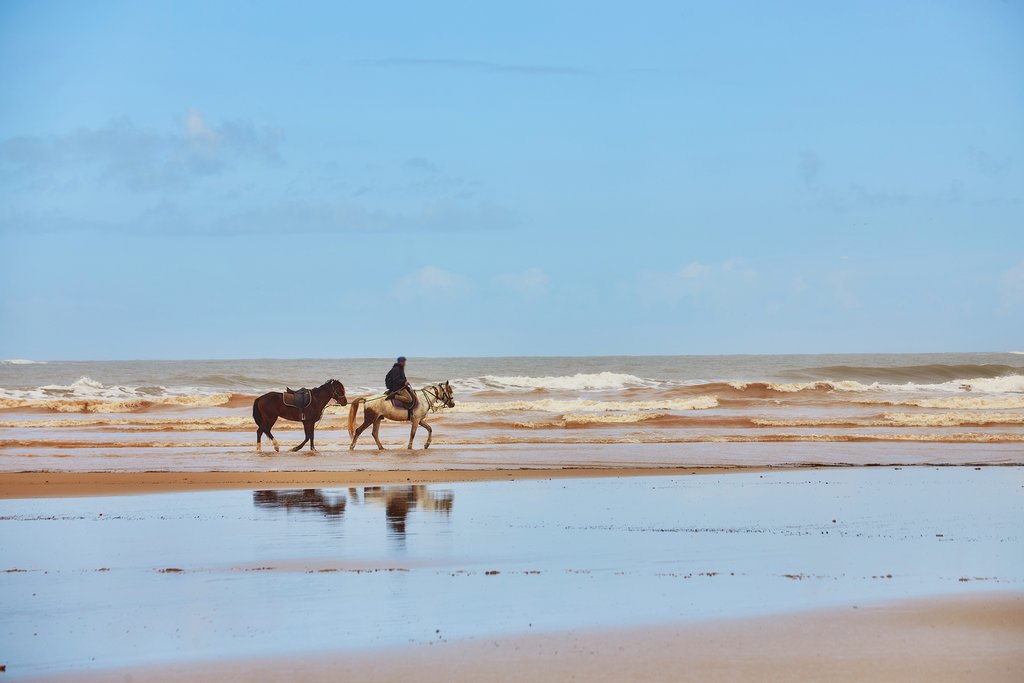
[420, 418, 433, 449]
[291, 421, 310, 452]
[264, 416, 281, 452]
[407, 416, 420, 450]
[350, 410, 375, 450]
[371, 417, 385, 451]
[307, 421, 318, 453]
[254, 401, 264, 453]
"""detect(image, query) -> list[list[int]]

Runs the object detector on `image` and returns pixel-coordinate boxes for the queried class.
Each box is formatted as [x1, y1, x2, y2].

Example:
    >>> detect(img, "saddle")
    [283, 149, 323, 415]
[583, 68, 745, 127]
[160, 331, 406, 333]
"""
[389, 390, 418, 412]
[283, 387, 312, 411]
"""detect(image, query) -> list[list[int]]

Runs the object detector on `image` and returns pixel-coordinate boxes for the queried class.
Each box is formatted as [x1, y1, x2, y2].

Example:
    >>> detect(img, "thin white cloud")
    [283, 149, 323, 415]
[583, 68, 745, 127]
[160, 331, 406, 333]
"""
[394, 266, 471, 299]
[0, 198, 517, 235]
[493, 267, 551, 296]
[0, 110, 282, 192]
[636, 260, 760, 305]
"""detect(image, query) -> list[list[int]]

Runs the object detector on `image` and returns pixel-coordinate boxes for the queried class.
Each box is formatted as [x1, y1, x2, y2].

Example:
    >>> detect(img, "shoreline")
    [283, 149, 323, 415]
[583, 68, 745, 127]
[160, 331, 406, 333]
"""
[0, 466, 785, 499]
[27, 591, 1024, 682]
[3, 463, 1021, 499]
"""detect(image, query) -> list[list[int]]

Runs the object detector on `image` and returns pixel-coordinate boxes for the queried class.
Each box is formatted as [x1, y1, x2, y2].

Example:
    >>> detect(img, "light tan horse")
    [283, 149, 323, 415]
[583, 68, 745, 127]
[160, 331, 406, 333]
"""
[347, 381, 455, 450]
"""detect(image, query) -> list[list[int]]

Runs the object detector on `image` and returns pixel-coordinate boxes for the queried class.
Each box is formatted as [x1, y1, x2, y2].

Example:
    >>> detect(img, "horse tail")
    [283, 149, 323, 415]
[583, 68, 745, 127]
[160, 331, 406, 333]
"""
[252, 397, 262, 429]
[347, 398, 366, 437]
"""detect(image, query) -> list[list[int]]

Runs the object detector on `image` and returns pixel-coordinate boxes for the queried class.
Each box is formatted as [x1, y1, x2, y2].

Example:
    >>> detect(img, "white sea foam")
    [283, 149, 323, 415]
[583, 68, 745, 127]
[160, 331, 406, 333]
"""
[857, 396, 1024, 410]
[1, 359, 46, 365]
[452, 396, 718, 414]
[728, 376, 1024, 395]
[881, 412, 1024, 427]
[559, 412, 667, 425]
[0, 376, 233, 412]
[456, 372, 655, 393]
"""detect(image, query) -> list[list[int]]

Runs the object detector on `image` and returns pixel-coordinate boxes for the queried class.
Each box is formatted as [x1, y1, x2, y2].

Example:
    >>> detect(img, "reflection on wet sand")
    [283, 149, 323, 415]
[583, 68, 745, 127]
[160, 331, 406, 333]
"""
[253, 489, 347, 517]
[253, 485, 454, 536]
[2, 470, 1022, 679]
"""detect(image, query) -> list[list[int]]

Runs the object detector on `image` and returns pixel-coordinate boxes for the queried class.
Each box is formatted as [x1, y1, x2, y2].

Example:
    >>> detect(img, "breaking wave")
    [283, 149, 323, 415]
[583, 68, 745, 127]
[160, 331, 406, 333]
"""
[855, 396, 1024, 410]
[717, 375, 1024, 396]
[455, 372, 656, 392]
[785, 363, 1024, 382]
[451, 396, 719, 414]
[1, 359, 46, 365]
[0, 376, 238, 413]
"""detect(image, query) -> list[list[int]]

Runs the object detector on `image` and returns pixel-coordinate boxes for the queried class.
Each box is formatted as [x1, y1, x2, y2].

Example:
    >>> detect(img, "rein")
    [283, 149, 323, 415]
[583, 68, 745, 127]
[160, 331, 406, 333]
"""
[422, 385, 453, 412]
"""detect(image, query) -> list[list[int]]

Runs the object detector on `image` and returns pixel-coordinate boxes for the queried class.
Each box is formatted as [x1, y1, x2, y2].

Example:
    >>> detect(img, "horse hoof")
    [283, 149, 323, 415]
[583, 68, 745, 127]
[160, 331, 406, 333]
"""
[274, 447, 280, 453]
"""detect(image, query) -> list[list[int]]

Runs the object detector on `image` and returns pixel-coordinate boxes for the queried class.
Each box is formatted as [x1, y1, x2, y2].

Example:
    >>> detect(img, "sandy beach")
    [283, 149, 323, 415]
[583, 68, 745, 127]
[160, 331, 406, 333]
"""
[2, 356, 1023, 680]
[3, 466, 1022, 680]
[0, 466, 775, 498]
[38, 593, 1024, 683]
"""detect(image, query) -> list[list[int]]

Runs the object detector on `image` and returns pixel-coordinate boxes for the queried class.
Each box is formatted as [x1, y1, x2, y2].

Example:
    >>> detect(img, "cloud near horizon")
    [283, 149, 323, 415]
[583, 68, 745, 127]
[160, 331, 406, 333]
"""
[636, 261, 757, 305]
[0, 110, 282, 192]
[493, 267, 551, 296]
[394, 266, 472, 299]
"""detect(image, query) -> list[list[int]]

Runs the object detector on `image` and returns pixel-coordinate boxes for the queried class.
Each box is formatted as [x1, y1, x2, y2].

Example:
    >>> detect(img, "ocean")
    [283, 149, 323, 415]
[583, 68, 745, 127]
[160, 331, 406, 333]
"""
[2, 353, 1023, 470]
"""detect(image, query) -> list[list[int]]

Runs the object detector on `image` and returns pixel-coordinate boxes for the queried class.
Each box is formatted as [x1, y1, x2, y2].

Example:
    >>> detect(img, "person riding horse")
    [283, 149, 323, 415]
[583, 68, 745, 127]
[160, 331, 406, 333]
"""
[386, 356, 415, 419]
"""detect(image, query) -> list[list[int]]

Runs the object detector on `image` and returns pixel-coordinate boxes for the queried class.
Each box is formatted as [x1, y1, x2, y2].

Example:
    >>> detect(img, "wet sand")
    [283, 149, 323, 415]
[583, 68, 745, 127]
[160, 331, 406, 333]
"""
[3, 439, 1021, 478]
[3, 468, 1022, 680]
[41, 592, 1024, 683]
[0, 466, 777, 498]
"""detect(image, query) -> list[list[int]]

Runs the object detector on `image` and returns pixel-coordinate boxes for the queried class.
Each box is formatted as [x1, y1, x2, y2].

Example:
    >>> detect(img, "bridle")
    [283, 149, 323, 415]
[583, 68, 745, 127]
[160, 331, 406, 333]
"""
[423, 383, 455, 411]
[325, 380, 346, 405]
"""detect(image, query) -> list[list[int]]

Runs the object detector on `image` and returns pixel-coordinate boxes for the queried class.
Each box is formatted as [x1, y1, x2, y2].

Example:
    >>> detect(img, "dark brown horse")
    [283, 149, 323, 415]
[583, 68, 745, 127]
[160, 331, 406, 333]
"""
[252, 379, 347, 453]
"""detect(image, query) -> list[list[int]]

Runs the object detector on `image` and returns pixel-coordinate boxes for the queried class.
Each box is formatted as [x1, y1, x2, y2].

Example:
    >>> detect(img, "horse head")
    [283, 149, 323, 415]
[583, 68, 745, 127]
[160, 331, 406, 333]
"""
[328, 379, 348, 406]
[435, 380, 455, 408]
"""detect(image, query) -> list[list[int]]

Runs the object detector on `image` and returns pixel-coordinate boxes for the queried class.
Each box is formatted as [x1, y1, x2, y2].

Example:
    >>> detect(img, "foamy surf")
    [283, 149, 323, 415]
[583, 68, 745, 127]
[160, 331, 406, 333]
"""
[727, 376, 1024, 395]
[2, 355, 1022, 465]
[452, 396, 719, 414]
[855, 396, 1024, 410]
[0, 376, 237, 413]
[1, 359, 46, 365]
[457, 372, 656, 392]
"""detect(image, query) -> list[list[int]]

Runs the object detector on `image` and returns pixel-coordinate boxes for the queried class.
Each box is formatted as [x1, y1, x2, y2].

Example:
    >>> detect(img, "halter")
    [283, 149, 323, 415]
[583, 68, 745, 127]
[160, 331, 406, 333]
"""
[422, 384, 454, 412]
[321, 380, 345, 404]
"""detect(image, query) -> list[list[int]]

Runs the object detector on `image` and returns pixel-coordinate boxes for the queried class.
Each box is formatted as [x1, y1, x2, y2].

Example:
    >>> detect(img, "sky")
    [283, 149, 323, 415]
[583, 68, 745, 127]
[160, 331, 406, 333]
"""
[0, 0, 1022, 359]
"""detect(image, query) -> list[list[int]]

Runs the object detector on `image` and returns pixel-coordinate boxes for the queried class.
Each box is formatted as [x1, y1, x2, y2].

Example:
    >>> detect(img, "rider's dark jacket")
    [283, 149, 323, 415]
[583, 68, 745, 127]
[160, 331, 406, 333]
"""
[385, 364, 408, 393]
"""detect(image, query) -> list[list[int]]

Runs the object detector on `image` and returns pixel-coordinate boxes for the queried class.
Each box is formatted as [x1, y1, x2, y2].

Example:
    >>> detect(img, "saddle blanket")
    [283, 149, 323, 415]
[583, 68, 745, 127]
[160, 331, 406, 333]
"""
[390, 391, 418, 411]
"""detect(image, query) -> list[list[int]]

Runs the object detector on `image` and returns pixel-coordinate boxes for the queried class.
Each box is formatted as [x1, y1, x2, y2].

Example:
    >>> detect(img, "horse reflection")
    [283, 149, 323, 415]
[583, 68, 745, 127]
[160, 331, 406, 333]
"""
[253, 489, 347, 517]
[361, 485, 454, 536]
[252, 485, 453, 537]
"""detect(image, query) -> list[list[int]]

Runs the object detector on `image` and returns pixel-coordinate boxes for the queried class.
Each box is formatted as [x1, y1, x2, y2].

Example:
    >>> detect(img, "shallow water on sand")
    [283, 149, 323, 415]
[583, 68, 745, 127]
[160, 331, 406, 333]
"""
[2, 468, 1022, 678]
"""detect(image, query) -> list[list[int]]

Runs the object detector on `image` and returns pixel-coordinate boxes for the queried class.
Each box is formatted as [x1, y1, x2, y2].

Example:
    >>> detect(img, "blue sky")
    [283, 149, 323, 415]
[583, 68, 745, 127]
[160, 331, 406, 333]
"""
[1, 1, 1021, 359]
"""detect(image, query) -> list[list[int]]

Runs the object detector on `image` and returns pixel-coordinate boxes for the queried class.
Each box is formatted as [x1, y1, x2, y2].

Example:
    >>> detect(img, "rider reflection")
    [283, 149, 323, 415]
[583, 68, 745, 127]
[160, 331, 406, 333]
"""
[252, 485, 453, 538]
